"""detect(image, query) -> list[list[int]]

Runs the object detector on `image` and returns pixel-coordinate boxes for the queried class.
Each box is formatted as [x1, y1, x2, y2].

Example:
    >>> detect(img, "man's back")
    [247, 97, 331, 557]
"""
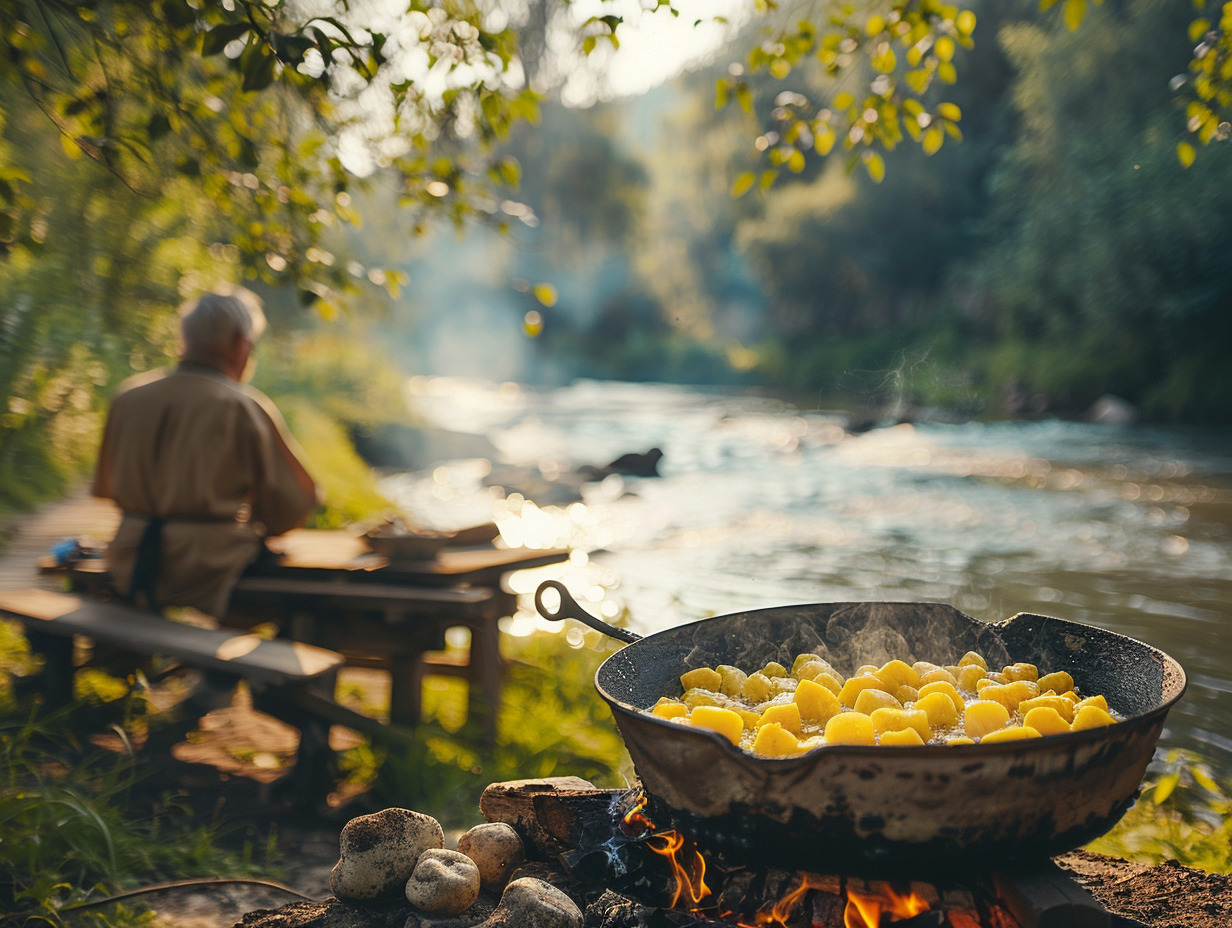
[93, 361, 317, 617]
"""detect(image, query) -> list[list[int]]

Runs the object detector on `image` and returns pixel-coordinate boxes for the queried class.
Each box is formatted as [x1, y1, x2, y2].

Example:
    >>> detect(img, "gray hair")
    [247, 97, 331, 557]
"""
[180, 288, 267, 356]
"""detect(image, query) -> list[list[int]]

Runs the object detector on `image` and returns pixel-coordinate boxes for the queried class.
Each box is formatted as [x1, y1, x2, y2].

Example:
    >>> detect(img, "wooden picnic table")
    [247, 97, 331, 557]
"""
[37, 529, 571, 730]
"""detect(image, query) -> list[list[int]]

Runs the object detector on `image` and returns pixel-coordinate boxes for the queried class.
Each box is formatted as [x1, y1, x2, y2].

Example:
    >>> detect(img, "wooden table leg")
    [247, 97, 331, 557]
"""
[466, 617, 504, 739]
[389, 654, 423, 727]
[25, 630, 75, 708]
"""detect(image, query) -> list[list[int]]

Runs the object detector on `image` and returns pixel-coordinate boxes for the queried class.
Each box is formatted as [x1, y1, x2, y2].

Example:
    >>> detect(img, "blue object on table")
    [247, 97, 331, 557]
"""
[50, 538, 82, 567]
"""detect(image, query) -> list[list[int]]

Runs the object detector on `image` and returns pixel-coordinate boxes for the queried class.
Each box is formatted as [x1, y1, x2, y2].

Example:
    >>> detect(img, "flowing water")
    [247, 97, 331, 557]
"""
[381, 377, 1232, 781]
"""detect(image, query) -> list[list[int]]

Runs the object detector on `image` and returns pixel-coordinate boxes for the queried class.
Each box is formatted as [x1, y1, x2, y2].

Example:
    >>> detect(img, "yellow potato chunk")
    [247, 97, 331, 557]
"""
[895, 685, 920, 704]
[982, 725, 1042, 743]
[1023, 706, 1071, 737]
[880, 727, 926, 746]
[870, 707, 931, 742]
[856, 663, 879, 676]
[760, 661, 788, 679]
[716, 664, 748, 697]
[1037, 670, 1075, 695]
[955, 664, 988, 693]
[915, 691, 960, 729]
[680, 667, 723, 693]
[1075, 694, 1109, 714]
[1072, 704, 1117, 731]
[979, 680, 1039, 712]
[918, 667, 959, 688]
[650, 698, 688, 720]
[838, 674, 891, 708]
[964, 700, 1011, 739]
[689, 706, 745, 745]
[958, 651, 988, 670]
[854, 688, 902, 715]
[1019, 694, 1075, 723]
[733, 707, 762, 730]
[986, 671, 1009, 685]
[813, 672, 844, 695]
[917, 681, 964, 713]
[875, 659, 920, 691]
[794, 678, 843, 724]
[792, 653, 836, 679]
[681, 688, 724, 709]
[793, 661, 828, 682]
[825, 712, 876, 745]
[757, 702, 803, 736]
[946, 736, 976, 745]
[975, 677, 998, 692]
[912, 661, 942, 676]
[741, 672, 775, 704]
[1003, 662, 1039, 683]
[752, 722, 806, 757]
[1061, 689, 1082, 703]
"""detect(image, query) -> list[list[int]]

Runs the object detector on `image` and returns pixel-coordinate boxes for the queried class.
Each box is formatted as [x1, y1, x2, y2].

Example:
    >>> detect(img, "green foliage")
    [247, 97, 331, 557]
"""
[0, 711, 266, 927]
[1090, 749, 1232, 873]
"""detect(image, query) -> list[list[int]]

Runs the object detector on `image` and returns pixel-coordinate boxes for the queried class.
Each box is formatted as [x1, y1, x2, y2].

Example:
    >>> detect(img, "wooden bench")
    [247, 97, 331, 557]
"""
[35, 560, 508, 731]
[0, 588, 398, 798]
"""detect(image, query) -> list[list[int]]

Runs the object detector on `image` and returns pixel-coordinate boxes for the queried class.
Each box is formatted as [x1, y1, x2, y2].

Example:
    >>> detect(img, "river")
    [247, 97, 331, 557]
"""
[379, 377, 1232, 782]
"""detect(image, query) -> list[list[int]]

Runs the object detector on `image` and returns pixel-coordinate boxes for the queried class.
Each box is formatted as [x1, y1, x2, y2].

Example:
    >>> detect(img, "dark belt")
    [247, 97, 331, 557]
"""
[124, 511, 240, 610]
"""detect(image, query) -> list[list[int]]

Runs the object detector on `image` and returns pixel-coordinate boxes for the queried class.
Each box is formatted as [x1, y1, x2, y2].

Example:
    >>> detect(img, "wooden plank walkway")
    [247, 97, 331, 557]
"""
[0, 490, 119, 591]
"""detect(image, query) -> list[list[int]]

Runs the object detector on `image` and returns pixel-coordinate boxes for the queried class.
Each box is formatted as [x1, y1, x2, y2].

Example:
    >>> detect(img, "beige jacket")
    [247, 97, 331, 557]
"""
[91, 361, 318, 617]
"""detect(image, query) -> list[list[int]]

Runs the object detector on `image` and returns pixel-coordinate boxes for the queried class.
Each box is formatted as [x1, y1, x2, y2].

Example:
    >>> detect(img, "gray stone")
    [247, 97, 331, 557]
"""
[404, 848, 481, 916]
[456, 823, 526, 891]
[479, 877, 582, 928]
[330, 808, 444, 903]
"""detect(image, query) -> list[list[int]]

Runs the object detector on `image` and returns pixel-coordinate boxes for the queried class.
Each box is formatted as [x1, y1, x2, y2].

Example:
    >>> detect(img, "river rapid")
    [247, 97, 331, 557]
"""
[380, 377, 1232, 782]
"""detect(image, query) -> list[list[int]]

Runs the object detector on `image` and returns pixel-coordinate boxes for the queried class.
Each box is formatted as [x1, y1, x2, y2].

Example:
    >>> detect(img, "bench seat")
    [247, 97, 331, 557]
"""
[0, 587, 342, 689]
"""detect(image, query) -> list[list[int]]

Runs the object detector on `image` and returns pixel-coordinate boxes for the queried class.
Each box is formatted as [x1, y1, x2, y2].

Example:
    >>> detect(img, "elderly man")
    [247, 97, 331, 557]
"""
[92, 288, 319, 619]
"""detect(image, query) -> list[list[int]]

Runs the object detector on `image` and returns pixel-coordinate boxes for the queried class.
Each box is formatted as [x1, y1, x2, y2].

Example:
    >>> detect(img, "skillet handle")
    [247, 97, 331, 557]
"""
[534, 580, 642, 644]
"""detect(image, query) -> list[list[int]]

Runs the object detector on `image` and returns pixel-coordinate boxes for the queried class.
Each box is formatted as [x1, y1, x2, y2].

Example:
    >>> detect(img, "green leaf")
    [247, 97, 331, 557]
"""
[241, 47, 278, 93]
[730, 170, 756, 197]
[1177, 141, 1197, 167]
[146, 113, 171, 140]
[1063, 0, 1087, 31]
[1191, 767, 1220, 793]
[735, 83, 753, 114]
[1153, 771, 1181, 804]
[533, 283, 558, 307]
[202, 23, 251, 57]
[862, 151, 885, 183]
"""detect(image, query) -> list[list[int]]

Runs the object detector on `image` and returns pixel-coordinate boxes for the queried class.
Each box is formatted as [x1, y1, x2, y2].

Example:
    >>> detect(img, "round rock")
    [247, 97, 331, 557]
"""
[330, 808, 444, 903]
[457, 822, 526, 891]
[404, 848, 481, 915]
[486, 877, 582, 928]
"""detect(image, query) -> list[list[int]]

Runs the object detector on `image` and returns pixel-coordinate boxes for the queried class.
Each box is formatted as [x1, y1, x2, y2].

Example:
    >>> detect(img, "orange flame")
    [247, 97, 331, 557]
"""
[738, 873, 833, 926]
[844, 885, 930, 927]
[647, 830, 712, 908]
[621, 793, 654, 835]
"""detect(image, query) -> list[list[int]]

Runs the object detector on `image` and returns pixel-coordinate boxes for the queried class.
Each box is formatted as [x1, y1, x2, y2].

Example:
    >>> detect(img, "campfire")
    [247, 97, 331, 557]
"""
[235, 774, 1232, 928]
[516, 780, 1031, 928]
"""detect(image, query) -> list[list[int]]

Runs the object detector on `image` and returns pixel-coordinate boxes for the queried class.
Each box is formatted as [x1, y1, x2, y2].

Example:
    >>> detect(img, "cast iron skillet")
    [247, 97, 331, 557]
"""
[535, 580, 1187, 875]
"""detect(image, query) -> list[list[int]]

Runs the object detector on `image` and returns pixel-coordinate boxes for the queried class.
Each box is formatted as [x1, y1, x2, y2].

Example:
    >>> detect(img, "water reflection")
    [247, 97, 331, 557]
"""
[380, 378, 1232, 780]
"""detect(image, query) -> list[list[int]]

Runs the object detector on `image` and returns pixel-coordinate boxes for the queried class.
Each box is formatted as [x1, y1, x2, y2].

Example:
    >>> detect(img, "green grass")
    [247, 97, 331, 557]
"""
[0, 708, 274, 928]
